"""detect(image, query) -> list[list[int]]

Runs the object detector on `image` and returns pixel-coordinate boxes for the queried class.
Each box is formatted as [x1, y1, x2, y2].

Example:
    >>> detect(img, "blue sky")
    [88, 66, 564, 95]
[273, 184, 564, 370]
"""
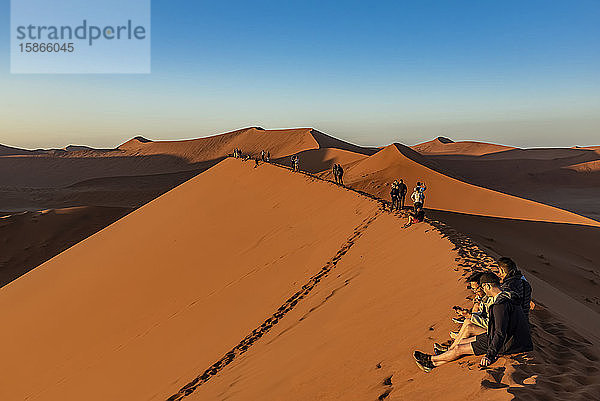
[1, 0, 599, 149]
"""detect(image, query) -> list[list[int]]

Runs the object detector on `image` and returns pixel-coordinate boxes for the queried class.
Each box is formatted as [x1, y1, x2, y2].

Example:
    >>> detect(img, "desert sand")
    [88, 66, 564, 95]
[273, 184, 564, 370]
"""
[411, 138, 600, 222]
[412, 137, 516, 156]
[1, 128, 599, 400]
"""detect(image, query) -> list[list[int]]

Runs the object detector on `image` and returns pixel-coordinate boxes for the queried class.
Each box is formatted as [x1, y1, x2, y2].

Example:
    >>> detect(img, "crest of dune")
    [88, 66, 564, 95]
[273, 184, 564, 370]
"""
[0, 159, 507, 401]
[412, 137, 515, 156]
[345, 144, 600, 226]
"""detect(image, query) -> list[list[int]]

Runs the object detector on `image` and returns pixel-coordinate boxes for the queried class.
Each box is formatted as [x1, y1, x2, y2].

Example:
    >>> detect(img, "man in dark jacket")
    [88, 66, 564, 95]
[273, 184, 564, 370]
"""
[398, 179, 407, 209]
[332, 164, 339, 184]
[497, 257, 532, 321]
[337, 164, 344, 185]
[390, 181, 400, 211]
[413, 272, 533, 372]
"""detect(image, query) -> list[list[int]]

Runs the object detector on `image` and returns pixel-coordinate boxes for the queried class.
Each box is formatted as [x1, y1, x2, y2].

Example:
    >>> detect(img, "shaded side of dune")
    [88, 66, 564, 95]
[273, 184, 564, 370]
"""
[421, 148, 600, 222]
[0, 206, 132, 287]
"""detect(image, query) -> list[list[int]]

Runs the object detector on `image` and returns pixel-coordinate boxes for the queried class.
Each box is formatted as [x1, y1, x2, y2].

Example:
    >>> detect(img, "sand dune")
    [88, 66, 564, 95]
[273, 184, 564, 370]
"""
[0, 159, 381, 400]
[0, 206, 131, 287]
[340, 143, 599, 226]
[0, 143, 37, 156]
[428, 210, 600, 317]
[0, 128, 368, 209]
[412, 137, 516, 156]
[274, 147, 368, 173]
[2, 159, 597, 400]
[118, 127, 376, 163]
[3, 130, 600, 400]
[418, 142, 600, 221]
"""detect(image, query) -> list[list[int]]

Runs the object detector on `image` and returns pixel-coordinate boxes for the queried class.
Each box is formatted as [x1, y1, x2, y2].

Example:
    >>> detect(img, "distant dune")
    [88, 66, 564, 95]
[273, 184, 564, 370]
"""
[415, 141, 600, 221]
[118, 127, 377, 163]
[1, 159, 598, 400]
[336, 143, 599, 226]
[412, 137, 515, 156]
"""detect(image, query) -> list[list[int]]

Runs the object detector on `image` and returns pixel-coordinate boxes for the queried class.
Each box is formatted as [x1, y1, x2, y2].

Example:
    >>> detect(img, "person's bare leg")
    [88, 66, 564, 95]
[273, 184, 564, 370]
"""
[431, 343, 475, 367]
[448, 319, 471, 348]
[456, 335, 478, 346]
[449, 321, 485, 349]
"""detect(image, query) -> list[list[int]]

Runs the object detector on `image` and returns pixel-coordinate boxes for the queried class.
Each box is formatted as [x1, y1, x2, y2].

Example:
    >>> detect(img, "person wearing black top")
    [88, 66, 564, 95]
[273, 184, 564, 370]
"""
[413, 272, 533, 372]
[398, 179, 407, 209]
[497, 257, 532, 322]
[390, 181, 400, 211]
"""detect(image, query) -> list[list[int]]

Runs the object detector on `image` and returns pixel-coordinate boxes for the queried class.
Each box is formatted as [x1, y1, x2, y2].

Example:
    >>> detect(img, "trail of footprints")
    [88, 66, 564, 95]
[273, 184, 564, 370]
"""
[166, 211, 381, 401]
[168, 162, 600, 400]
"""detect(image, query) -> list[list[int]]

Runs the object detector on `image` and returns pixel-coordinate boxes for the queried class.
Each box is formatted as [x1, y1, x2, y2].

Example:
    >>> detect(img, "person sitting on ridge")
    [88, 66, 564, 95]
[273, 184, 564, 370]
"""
[403, 205, 425, 228]
[497, 257, 533, 322]
[432, 271, 494, 355]
[413, 272, 533, 372]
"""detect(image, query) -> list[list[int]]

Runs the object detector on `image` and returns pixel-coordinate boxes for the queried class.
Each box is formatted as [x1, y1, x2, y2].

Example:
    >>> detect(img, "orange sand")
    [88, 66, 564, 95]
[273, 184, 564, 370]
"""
[1, 130, 599, 400]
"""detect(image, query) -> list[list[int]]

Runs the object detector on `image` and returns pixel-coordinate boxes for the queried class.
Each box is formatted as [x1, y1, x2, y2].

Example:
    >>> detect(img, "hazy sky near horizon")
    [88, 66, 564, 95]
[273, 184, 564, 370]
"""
[1, 0, 599, 149]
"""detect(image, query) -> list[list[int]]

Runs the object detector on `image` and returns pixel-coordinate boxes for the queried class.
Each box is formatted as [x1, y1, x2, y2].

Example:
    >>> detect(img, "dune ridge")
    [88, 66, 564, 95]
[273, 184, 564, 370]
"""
[338, 143, 599, 226]
[412, 137, 516, 156]
[1, 159, 598, 400]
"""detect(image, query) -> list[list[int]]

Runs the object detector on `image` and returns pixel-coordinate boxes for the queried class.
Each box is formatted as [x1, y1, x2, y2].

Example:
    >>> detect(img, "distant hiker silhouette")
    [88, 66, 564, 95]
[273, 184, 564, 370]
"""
[398, 179, 407, 210]
[332, 164, 338, 183]
[337, 164, 344, 185]
[390, 180, 400, 211]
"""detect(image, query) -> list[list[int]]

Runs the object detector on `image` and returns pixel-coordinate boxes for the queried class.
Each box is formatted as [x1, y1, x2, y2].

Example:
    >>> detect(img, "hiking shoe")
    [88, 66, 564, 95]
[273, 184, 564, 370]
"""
[450, 331, 459, 339]
[433, 343, 448, 354]
[452, 316, 465, 324]
[413, 350, 431, 363]
[413, 351, 435, 373]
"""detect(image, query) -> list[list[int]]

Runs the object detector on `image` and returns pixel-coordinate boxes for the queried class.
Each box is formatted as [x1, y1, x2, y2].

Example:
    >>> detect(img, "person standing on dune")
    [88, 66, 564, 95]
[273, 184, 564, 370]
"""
[418, 181, 427, 207]
[411, 185, 424, 212]
[399, 179, 407, 210]
[266, 151, 270, 162]
[337, 164, 344, 185]
[390, 180, 400, 211]
[332, 164, 339, 183]
[261, 150, 265, 162]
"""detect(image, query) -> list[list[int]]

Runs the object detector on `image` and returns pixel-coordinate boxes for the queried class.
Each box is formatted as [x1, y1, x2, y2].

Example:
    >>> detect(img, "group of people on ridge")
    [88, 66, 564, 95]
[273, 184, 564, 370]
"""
[290, 155, 299, 171]
[390, 179, 408, 211]
[260, 150, 271, 163]
[389, 180, 426, 228]
[413, 257, 534, 372]
[232, 148, 244, 159]
[332, 164, 344, 185]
